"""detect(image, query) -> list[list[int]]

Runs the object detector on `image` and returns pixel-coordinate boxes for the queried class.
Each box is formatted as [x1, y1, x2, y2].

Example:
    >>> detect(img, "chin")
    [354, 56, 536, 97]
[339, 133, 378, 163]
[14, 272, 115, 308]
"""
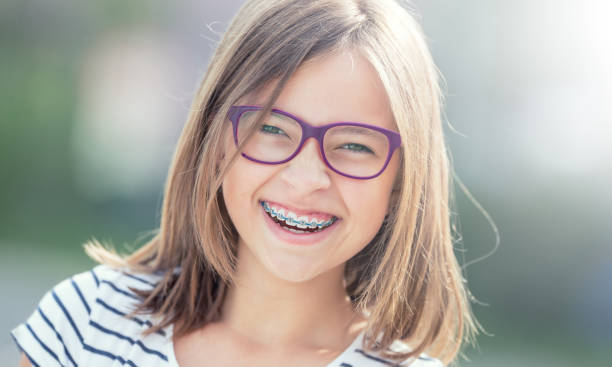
[263, 255, 327, 283]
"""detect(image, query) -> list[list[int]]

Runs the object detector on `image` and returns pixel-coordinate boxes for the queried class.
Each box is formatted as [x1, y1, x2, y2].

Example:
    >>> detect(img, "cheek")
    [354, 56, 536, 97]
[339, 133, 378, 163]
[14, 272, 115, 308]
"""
[342, 158, 399, 248]
[221, 148, 256, 229]
[341, 182, 393, 247]
[349, 157, 399, 217]
[221, 156, 277, 236]
[349, 184, 392, 222]
[221, 162, 260, 250]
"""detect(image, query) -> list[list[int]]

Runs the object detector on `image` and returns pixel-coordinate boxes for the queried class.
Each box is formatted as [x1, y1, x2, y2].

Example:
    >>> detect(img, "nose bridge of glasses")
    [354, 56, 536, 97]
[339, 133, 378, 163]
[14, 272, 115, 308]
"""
[298, 118, 328, 150]
[289, 119, 328, 170]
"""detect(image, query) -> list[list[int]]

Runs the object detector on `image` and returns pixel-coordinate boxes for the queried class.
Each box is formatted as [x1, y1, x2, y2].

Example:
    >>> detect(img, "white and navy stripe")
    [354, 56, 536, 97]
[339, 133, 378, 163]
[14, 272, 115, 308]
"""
[12, 265, 442, 366]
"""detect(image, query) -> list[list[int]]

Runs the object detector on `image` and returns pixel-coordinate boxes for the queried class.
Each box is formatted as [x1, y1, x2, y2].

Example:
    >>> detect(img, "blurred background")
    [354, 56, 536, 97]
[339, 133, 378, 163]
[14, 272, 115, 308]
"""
[1, 0, 610, 365]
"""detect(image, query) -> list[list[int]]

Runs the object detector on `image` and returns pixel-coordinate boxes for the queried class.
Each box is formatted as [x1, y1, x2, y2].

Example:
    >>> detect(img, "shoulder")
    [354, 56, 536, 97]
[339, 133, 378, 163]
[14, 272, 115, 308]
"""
[11, 265, 174, 366]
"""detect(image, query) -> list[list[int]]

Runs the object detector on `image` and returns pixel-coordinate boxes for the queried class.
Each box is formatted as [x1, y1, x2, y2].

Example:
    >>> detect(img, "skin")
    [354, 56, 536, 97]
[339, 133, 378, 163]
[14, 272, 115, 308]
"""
[176, 49, 401, 366]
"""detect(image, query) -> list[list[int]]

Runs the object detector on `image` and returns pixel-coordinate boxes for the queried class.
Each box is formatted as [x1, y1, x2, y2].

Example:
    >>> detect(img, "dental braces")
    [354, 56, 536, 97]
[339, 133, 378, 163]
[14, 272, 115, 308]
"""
[261, 201, 336, 229]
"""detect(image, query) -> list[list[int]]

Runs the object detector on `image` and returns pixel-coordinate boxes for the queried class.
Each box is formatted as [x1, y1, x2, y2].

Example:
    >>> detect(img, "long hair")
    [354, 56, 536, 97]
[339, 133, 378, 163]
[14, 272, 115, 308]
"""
[86, 0, 478, 364]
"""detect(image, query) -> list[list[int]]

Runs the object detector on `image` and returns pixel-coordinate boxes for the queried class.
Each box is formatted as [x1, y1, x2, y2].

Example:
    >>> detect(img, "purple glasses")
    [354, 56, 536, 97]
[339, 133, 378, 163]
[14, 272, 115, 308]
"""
[227, 105, 401, 179]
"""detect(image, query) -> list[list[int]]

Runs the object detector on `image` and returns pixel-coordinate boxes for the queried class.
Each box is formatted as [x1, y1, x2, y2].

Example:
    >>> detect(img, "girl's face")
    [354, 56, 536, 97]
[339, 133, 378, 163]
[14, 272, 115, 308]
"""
[222, 49, 400, 283]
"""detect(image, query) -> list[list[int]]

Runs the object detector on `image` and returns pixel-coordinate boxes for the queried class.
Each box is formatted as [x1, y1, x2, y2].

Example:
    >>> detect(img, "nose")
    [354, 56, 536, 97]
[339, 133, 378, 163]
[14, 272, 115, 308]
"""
[279, 138, 331, 192]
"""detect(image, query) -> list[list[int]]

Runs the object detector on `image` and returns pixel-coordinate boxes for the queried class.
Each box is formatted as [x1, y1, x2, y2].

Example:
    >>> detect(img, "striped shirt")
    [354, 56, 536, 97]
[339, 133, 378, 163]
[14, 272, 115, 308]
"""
[11, 265, 443, 366]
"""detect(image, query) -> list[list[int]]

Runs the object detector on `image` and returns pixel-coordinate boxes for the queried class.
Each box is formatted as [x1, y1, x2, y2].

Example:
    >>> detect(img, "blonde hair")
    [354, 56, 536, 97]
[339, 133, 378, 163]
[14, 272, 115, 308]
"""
[86, 0, 478, 364]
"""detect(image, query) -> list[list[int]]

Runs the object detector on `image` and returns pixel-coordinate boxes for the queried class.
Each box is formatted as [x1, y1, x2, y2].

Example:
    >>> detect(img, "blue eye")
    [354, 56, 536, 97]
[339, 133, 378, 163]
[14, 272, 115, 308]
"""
[260, 124, 287, 136]
[340, 143, 374, 154]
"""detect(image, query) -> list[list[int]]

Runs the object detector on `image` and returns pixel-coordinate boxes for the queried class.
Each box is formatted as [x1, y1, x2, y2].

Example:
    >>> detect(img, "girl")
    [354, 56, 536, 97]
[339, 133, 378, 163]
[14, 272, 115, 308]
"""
[12, 0, 478, 366]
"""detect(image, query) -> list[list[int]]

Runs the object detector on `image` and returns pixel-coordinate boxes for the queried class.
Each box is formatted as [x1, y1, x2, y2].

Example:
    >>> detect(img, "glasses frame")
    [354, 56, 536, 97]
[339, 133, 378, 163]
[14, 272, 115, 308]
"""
[228, 105, 402, 179]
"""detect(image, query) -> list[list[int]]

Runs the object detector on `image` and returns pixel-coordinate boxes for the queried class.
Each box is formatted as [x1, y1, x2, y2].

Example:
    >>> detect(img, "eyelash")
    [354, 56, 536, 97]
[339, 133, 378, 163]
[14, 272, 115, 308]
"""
[338, 143, 374, 154]
[259, 124, 376, 155]
[261, 124, 288, 136]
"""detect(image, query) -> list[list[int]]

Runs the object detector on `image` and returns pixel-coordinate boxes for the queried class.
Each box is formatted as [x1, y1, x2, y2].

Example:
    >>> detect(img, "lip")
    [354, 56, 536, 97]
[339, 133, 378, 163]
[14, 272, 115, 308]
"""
[260, 201, 341, 246]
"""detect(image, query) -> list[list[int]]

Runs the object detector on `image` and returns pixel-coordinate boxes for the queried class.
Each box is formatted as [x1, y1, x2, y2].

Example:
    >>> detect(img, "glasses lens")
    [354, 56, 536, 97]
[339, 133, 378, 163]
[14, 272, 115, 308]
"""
[237, 110, 302, 162]
[323, 125, 390, 177]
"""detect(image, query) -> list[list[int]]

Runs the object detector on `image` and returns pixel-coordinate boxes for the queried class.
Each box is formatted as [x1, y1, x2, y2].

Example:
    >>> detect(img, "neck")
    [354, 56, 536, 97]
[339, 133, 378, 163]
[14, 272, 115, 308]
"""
[220, 242, 366, 350]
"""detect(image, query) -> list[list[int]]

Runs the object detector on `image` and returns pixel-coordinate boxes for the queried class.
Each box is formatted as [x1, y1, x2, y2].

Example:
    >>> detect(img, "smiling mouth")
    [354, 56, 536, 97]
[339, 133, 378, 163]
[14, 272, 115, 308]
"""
[260, 201, 339, 234]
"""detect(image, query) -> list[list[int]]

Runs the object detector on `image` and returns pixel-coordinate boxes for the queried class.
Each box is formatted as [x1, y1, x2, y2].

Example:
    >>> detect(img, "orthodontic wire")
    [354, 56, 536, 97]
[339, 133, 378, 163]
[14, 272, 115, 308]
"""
[261, 202, 334, 228]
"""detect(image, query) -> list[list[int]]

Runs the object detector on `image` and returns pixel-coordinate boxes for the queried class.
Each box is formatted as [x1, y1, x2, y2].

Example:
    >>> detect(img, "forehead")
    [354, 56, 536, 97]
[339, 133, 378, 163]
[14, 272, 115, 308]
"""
[249, 49, 396, 131]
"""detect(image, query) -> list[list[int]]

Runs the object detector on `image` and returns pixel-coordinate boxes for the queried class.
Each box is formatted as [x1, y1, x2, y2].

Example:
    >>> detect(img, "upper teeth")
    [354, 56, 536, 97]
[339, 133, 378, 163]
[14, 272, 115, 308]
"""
[261, 201, 335, 228]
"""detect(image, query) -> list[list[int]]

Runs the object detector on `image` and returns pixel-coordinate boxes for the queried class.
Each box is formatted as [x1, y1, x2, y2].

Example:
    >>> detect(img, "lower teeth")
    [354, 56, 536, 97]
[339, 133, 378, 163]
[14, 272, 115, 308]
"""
[267, 214, 330, 233]
[281, 222, 326, 233]
[286, 227, 311, 234]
